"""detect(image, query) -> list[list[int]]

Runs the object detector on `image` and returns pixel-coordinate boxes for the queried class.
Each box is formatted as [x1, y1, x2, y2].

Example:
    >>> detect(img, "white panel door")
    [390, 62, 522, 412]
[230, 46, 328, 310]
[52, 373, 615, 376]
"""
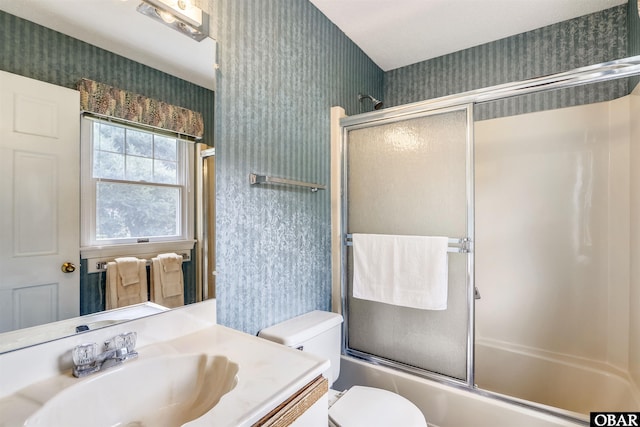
[0, 70, 80, 333]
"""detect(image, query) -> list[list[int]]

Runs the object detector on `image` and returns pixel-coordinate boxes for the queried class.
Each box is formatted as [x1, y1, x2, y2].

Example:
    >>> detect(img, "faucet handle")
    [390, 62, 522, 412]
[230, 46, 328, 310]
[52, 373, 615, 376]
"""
[104, 334, 125, 351]
[103, 332, 138, 361]
[123, 332, 137, 353]
[72, 343, 98, 366]
[104, 332, 136, 352]
[72, 343, 100, 377]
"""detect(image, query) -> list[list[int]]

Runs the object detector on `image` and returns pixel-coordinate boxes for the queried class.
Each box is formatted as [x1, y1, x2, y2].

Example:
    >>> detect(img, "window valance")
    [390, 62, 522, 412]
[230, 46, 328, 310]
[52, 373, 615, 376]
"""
[77, 79, 204, 139]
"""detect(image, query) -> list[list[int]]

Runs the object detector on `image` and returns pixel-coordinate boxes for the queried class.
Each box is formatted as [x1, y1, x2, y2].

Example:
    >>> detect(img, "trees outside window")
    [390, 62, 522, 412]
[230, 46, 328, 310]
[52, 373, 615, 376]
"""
[81, 119, 191, 248]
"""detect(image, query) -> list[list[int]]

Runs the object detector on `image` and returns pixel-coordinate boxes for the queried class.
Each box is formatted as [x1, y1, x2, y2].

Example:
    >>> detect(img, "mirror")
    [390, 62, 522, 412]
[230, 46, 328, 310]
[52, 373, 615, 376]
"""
[0, 0, 216, 90]
[0, 302, 169, 354]
[0, 0, 216, 353]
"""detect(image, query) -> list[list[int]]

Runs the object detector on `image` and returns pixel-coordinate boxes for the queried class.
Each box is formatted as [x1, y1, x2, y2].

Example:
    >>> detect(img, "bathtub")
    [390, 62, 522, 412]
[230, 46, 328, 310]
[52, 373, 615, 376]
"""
[333, 355, 589, 427]
[475, 339, 640, 416]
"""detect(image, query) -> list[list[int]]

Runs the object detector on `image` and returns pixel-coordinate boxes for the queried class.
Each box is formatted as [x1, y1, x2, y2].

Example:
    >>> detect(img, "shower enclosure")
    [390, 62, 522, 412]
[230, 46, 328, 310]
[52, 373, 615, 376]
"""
[335, 56, 640, 422]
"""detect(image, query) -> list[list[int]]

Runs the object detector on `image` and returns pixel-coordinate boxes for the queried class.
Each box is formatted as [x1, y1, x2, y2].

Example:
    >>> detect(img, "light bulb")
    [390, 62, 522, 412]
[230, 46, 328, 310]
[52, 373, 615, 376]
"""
[177, 0, 192, 11]
[156, 8, 176, 23]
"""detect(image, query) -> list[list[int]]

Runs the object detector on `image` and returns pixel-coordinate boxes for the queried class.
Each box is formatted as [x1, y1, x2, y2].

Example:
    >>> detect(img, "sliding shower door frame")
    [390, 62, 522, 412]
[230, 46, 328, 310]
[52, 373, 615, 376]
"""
[341, 56, 640, 130]
[337, 55, 640, 425]
[340, 103, 476, 389]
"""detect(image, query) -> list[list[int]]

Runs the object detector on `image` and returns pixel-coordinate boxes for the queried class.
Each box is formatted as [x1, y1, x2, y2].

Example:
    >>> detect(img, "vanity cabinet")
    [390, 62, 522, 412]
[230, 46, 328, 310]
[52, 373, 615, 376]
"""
[254, 376, 328, 427]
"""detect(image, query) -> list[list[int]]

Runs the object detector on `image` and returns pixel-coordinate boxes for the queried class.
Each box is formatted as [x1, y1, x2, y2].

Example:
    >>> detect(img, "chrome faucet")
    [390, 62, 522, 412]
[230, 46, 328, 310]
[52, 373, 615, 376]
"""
[72, 332, 138, 378]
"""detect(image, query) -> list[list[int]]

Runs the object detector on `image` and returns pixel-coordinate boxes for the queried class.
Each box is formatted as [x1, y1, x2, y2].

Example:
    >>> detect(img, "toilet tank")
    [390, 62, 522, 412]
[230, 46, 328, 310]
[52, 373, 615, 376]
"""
[258, 310, 343, 385]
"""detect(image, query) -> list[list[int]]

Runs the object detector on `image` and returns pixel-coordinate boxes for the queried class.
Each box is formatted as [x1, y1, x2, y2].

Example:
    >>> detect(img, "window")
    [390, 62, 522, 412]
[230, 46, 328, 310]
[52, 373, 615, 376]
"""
[81, 118, 193, 251]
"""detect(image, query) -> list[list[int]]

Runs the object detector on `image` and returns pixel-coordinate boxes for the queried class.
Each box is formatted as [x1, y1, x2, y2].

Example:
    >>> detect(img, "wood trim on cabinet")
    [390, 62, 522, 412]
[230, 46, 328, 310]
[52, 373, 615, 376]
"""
[253, 375, 328, 427]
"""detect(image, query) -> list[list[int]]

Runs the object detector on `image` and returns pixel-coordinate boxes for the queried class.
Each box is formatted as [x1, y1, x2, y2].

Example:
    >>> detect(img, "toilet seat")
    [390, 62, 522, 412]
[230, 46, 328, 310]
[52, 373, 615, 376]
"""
[328, 386, 427, 427]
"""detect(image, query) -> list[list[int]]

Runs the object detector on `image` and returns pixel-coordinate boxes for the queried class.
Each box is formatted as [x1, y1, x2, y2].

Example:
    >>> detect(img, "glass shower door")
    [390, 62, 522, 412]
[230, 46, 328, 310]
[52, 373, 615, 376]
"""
[343, 105, 473, 382]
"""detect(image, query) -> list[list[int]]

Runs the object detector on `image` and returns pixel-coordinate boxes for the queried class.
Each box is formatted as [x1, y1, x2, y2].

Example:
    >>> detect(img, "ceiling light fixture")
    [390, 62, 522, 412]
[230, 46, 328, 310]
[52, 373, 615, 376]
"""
[137, 0, 210, 42]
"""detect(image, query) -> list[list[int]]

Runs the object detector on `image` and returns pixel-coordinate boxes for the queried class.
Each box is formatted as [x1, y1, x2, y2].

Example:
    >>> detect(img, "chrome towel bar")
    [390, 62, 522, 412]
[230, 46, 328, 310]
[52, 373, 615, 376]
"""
[95, 252, 190, 271]
[249, 173, 326, 192]
[344, 234, 472, 253]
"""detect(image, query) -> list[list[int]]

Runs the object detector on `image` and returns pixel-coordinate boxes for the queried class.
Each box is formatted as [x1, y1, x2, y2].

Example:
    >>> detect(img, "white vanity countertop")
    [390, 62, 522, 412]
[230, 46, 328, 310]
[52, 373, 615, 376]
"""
[0, 300, 330, 427]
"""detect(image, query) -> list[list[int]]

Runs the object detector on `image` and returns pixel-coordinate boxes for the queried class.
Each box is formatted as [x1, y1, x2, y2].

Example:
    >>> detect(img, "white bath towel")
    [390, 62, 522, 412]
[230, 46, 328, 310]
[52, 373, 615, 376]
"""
[105, 258, 148, 309]
[352, 233, 449, 310]
[150, 257, 184, 308]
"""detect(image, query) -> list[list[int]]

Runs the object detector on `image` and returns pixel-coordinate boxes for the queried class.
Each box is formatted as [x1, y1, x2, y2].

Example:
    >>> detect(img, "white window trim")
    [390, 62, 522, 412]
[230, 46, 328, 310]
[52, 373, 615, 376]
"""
[80, 116, 195, 257]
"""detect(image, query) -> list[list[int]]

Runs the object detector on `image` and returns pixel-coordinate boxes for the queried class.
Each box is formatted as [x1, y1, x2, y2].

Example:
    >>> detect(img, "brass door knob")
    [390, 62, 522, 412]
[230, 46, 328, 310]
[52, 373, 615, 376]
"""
[61, 262, 77, 273]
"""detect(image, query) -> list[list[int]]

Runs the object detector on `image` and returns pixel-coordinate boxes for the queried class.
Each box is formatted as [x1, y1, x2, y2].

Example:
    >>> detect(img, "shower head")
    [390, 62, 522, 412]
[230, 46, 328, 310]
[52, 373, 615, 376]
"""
[358, 93, 383, 110]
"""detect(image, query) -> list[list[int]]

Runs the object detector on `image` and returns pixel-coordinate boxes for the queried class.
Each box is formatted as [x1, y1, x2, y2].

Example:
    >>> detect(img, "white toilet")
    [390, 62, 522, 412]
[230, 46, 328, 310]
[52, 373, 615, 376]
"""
[258, 310, 428, 427]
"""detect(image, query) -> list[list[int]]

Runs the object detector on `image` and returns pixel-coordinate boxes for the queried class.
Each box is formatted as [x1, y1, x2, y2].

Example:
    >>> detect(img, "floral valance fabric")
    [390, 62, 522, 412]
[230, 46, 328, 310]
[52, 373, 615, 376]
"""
[78, 79, 204, 139]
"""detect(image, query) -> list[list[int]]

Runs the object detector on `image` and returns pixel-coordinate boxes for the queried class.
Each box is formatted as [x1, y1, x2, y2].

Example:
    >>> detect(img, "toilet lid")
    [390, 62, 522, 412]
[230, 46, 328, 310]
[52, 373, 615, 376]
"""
[328, 386, 427, 427]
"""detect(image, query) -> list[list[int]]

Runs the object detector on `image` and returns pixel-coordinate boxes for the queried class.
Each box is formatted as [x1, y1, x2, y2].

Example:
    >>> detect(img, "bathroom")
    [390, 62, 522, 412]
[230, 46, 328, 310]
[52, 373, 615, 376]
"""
[1, 0, 639, 426]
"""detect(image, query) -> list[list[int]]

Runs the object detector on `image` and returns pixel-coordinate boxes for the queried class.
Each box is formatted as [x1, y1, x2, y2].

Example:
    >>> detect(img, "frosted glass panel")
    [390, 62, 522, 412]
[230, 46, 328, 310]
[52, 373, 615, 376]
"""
[346, 108, 470, 380]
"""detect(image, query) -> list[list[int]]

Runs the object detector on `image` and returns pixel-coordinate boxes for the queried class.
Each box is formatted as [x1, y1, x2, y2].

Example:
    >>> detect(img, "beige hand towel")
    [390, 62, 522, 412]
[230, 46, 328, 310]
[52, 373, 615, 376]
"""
[105, 258, 148, 309]
[156, 253, 183, 297]
[114, 256, 141, 286]
[158, 253, 182, 273]
[150, 257, 184, 308]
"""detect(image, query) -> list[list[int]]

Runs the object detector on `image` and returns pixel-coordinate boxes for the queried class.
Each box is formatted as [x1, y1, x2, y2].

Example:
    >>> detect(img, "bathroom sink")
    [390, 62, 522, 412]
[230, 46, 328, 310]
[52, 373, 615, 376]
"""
[24, 354, 239, 427]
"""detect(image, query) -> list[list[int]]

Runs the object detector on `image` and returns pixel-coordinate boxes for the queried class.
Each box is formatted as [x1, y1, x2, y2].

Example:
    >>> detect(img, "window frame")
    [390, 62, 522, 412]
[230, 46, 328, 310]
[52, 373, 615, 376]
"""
[80, 116, 194, 259]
